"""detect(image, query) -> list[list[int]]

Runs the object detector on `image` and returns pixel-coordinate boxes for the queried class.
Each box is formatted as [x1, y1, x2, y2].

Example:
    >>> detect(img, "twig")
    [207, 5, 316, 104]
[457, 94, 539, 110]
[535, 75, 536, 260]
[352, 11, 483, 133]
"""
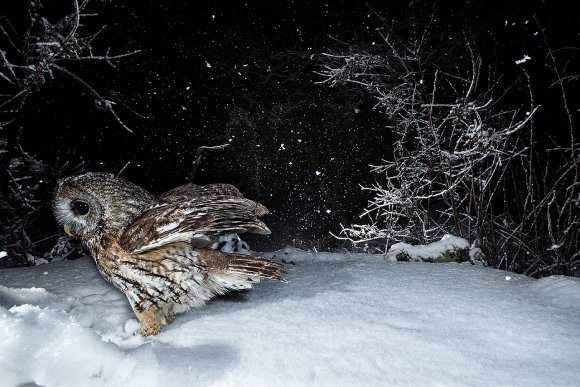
[189, 144, 231, 182]
[116, 161, 130, 177]
[51, 64, 134, 133]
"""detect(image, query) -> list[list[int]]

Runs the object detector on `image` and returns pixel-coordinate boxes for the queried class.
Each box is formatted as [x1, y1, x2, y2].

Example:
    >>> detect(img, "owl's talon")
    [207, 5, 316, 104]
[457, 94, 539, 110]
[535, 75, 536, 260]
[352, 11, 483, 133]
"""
[139, 325, 161, 336]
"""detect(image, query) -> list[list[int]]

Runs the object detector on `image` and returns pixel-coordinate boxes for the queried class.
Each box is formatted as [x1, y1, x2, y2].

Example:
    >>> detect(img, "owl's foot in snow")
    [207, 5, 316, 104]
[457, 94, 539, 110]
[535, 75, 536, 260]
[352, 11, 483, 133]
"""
[135, 308, 162, 336]
[135, 306, 176, 336]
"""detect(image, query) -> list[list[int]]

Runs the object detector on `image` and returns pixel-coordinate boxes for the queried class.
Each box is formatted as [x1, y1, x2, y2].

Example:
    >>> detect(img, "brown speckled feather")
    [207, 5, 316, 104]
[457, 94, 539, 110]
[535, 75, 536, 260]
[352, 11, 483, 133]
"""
[159, 183, 244, 202]
[119, 196, 270, 254]
[198, 249, 287, 282]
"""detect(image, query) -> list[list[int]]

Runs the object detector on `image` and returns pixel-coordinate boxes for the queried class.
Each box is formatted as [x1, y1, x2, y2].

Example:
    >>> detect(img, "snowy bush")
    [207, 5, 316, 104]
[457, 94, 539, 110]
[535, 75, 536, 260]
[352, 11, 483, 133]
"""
[389, 235, 477, 264]
[319, 21, 534, 251]
[319, 15, 579, 276]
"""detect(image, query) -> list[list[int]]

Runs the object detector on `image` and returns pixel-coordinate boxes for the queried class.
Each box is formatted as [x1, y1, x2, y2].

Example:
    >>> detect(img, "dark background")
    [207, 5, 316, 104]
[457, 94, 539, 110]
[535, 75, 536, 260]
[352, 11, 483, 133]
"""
[2, 0, 578, 252]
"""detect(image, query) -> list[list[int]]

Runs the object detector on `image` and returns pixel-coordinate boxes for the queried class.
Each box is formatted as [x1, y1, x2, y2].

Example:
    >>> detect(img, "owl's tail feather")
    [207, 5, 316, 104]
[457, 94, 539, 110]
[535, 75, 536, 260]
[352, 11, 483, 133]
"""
[198, 249, 287, 282]
[227, 255, 288, 282]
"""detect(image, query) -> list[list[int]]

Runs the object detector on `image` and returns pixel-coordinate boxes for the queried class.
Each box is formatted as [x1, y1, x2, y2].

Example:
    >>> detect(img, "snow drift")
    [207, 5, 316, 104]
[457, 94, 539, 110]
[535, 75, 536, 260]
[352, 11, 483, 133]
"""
[1, 248, 579, 386]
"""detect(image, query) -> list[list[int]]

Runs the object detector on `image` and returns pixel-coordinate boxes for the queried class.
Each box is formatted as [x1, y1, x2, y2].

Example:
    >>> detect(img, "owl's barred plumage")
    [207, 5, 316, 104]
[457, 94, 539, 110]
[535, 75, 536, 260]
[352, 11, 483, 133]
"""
[52, 172, 286, 336]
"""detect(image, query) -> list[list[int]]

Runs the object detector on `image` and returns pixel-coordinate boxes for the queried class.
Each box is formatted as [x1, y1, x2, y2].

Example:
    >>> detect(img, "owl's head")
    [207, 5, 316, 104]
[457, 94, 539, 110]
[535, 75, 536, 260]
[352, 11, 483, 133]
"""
[52, 172, 155, 241]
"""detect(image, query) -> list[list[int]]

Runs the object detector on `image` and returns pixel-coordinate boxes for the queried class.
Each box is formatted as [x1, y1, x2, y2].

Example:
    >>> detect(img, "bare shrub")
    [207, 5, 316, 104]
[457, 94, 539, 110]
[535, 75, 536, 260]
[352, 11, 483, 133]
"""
[0, 0, 140, 266]
[319, 15, 578, 276]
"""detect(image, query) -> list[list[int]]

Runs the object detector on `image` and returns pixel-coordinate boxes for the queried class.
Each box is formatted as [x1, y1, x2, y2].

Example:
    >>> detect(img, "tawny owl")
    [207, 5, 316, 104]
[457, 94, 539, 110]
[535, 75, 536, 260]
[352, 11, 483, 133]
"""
[52, 172, 285, 336]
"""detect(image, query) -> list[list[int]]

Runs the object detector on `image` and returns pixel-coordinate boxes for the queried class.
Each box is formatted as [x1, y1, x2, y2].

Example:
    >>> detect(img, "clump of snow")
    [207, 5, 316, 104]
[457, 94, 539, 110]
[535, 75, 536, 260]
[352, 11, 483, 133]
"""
[469, 246, 487, 265]
[0, 251, 7, 259]
[388, 234, 484, 264]
[515, 54, 532, 64]
[1, 251, 579, 386]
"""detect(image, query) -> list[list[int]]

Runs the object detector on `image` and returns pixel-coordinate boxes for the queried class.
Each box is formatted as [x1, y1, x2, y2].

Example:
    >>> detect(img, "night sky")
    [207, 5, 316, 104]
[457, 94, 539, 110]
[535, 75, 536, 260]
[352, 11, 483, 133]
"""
[2, 0, 578, 251]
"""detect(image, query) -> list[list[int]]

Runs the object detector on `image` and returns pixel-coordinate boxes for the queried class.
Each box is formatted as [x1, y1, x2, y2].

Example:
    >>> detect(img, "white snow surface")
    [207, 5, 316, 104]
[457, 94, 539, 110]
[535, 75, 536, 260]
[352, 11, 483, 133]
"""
[1, 249, 579, 387]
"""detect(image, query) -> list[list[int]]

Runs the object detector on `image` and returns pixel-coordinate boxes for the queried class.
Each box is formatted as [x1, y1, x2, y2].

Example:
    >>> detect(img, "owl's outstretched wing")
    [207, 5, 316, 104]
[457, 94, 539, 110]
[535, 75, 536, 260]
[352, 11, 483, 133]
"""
[158, 183, 244, 203]
[120, 196, 270, 254]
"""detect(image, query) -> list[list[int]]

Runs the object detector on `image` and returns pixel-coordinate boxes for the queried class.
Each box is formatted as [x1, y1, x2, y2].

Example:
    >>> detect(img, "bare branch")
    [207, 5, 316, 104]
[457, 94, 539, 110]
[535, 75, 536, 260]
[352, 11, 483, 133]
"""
[50, 64, 133, 133]
[189, 144, 231, 182]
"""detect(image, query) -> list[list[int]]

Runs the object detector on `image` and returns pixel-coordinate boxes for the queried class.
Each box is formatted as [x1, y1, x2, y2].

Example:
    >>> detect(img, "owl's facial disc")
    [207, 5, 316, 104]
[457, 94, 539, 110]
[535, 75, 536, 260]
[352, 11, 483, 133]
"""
[62, 200, 91, 237]
[52, 182, 103, 240]
[53, 172, 156, 242]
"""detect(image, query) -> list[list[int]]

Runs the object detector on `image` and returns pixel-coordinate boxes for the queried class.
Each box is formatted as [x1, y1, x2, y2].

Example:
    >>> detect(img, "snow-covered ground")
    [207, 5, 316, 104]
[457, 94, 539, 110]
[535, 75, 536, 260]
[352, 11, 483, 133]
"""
[1, 248, 580, 387]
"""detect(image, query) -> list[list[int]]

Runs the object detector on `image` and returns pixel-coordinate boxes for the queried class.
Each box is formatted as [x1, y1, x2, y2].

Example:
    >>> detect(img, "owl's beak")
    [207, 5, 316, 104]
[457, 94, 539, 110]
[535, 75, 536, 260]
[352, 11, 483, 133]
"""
[63, 225, 74, 237]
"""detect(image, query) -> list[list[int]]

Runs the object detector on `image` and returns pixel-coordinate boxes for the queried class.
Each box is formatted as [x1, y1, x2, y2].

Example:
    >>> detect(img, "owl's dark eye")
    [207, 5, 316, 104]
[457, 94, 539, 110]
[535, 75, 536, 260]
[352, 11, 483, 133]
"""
[72, 201, 90, 216]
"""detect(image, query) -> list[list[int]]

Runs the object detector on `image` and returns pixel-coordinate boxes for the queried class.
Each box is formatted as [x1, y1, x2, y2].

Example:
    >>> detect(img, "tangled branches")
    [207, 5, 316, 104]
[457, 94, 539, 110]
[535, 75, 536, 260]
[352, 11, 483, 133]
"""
[0, 0, 141, 131]
[0, 0, 141, 266]
[320, 16, 578, 276]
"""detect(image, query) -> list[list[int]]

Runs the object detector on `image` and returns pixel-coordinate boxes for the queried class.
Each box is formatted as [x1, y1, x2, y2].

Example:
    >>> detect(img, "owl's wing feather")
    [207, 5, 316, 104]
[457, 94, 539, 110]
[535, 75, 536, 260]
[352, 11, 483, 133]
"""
[120, 196, 270, 254]
[159, 183, 244, 203]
